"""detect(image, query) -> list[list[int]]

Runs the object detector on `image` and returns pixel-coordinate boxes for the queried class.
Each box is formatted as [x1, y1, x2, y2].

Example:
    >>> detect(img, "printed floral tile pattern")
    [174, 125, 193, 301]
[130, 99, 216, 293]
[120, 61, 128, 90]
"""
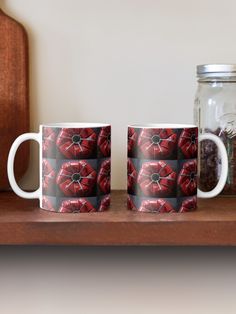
[42, 126, 111, 213]
[127, 127, 198, 213]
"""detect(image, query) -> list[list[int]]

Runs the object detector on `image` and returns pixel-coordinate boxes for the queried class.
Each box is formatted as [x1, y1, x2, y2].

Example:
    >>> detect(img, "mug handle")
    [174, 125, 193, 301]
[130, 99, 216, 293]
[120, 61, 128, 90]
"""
[7, 133, 41, 199]
[198, 133, 228, 198]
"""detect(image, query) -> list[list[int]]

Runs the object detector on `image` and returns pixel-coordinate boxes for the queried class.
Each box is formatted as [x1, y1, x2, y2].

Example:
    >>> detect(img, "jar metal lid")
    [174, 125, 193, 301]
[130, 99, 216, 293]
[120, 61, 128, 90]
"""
[197, 64, 236, 78]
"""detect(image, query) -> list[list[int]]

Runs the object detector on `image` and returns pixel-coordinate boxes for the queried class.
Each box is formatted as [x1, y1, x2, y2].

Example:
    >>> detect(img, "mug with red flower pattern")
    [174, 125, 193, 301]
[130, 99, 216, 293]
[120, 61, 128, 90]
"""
[127, 124, 228, 213]
[8, 123, 111, 213]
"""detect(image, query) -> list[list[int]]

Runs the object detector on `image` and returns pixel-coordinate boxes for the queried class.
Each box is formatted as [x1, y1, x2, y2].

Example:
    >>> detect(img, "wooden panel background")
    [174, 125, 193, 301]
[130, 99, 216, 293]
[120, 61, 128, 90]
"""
[0, 8, 29, 190]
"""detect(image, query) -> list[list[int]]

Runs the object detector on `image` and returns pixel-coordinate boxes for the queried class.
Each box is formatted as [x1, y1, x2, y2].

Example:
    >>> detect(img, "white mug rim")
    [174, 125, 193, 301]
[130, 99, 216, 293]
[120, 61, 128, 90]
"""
[40, 122, 110, 128]
[128, 123, 197, 129]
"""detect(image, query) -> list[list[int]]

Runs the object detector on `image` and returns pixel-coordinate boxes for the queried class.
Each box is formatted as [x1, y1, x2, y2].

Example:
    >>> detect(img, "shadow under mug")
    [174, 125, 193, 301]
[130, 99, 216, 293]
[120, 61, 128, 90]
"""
[127, 123, 228, 213]
[8, 123, 111, 213]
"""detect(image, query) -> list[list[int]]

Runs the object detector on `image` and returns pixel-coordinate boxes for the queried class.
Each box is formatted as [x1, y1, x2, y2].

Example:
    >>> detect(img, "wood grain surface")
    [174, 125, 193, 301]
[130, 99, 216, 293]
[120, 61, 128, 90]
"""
[0, 190, 236, 245]
[0, 8, 29, 190]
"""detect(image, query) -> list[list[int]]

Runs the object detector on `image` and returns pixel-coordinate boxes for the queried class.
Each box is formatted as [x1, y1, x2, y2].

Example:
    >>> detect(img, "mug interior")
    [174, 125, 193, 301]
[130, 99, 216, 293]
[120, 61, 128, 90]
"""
[41, 122, 110, 128]
[128, 123, 196, 129]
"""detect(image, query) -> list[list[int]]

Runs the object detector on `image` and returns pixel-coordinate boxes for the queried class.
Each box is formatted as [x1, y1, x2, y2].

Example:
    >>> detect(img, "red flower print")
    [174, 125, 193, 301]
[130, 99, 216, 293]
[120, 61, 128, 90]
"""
[127, 195, 137, 210]
[59, 199, 96, 213]
[178, 128, 198, 158]
[97, 159, 111, 194]
[178, 160, 197, 196]
[139, 199, 175, 213]
[138, 128, 177, 159]
[99, 195, 110, 211]
[98, 126, 111, 157]
[179, 197, 197, 212]
[42, 159, 56, 195]
[128, 127, 137, 156]
[43, 127, 57, 158]
[138, 161, 176, 197]
[42, 196, 55, 212]
[127, 159, 137, 193]
[56, 161, 96, 197]
[56, 128, 97, 159]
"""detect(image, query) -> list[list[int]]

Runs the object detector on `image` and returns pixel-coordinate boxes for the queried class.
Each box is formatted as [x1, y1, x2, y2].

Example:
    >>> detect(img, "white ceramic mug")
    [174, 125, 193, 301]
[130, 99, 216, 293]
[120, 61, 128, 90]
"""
[8, 123, 111, 213]
[127, 124, 228, 212]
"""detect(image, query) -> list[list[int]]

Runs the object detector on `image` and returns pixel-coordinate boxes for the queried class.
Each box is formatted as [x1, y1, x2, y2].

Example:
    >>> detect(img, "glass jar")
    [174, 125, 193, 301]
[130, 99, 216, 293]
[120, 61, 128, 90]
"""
[194, 64, 236, 196]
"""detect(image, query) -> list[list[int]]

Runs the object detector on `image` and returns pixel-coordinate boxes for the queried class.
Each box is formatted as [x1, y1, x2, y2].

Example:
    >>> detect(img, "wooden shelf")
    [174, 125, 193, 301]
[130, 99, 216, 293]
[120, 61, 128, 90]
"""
[0, 191, 236, 245]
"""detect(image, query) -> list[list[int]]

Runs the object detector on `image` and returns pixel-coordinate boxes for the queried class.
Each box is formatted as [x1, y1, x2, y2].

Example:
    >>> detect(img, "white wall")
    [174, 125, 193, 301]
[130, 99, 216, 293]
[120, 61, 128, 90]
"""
[2, 1, 236, 314]
[3, 0, 236, 189]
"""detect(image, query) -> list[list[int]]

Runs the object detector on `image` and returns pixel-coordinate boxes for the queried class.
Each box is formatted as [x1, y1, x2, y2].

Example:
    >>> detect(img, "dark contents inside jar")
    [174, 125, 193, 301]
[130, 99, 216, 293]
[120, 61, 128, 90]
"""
[199, 128, 236, 195]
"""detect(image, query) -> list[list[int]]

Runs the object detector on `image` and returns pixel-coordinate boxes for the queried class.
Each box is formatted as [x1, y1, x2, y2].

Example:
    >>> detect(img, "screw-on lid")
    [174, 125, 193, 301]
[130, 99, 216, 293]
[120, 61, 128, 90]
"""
[197, 64, 236, 78]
